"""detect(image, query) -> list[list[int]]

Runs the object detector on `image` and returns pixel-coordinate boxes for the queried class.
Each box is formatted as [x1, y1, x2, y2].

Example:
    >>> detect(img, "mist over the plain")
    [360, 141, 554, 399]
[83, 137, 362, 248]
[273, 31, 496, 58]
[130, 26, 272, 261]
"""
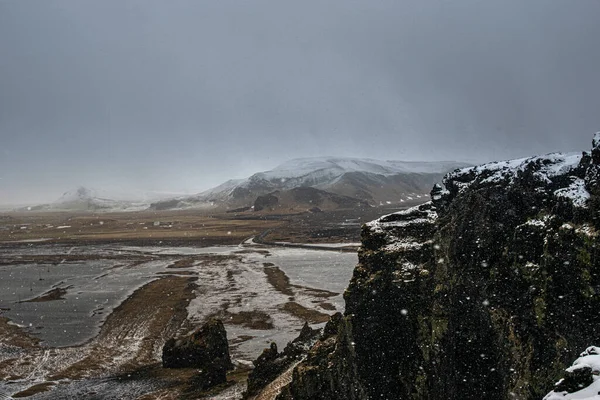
[1, 0, 599, 205]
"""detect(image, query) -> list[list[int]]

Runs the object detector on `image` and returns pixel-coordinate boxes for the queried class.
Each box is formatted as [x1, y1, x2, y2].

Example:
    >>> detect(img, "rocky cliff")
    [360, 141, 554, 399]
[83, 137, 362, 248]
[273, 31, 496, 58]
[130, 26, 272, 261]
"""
[280, 134, 600, 399]
[162, 318, 232, 389]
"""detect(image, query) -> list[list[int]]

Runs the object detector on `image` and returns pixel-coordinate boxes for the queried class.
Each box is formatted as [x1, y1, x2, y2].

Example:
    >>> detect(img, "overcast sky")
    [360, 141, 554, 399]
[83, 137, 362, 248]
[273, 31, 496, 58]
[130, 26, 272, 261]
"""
[1, 0, 600, 204]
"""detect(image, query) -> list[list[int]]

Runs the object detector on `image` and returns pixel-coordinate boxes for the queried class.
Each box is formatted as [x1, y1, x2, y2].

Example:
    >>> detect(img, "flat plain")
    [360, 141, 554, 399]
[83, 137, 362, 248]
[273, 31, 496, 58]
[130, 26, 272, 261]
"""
[0, 205, 411, 399]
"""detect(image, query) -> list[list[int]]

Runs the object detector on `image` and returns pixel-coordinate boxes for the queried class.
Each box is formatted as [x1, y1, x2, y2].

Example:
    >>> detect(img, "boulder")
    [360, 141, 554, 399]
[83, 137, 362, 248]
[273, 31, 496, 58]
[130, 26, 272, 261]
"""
[162, 318, 232, 389]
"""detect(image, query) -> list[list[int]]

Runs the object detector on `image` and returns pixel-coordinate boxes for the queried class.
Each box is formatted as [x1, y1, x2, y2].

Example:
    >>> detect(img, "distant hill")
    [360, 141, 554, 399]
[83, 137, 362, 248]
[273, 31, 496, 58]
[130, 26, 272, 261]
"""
[24, 187, 148, 212]
[251, 187, 370, 212]
[150, 157, 471, 210]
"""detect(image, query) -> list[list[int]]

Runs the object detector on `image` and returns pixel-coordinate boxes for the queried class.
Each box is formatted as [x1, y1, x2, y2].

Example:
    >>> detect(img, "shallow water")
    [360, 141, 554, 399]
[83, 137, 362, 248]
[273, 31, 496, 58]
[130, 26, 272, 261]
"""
[0, 242, 358, 399]
[0, 258, 171, 347]
[0, 243, 356, 350]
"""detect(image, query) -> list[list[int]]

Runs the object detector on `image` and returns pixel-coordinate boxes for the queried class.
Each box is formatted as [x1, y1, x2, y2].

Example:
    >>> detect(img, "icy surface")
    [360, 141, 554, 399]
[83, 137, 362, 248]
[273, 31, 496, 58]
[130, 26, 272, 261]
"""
[0, 243, 355, 353]
[184, 246, 357, 359]
[271, 241, 360, 249]
[0, 258, 169, 347]
[0, 241, 357, 399]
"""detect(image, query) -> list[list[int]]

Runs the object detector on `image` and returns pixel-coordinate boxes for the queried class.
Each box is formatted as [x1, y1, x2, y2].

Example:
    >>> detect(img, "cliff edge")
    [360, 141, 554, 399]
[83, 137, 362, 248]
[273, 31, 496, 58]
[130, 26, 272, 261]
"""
[278, 133, 600, 400]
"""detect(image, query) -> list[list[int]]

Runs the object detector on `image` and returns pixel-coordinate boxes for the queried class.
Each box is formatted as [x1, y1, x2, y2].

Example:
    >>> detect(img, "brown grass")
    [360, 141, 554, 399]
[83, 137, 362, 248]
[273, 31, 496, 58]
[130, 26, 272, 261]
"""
[49, 275, 197, 380]
[0, 209, 285, 244]
[208, 310, 274, 330]
[263, 265, 294, 297]
[22, 286, 69, 302]
[0, 316, 40, 350]
[294, 286, 339, 298]
[230, 335, 255, 345]
[13, 382, 56, 397]
[318, 302, 337, 311]
[167, 258, 196, 268]
[281, 302, 331, 324]
[156, 271, 196, 276]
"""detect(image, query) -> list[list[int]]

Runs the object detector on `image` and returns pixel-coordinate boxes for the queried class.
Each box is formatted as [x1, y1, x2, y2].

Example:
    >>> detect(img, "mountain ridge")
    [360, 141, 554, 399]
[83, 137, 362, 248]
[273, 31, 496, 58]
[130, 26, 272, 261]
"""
[151, 157, 471, 210]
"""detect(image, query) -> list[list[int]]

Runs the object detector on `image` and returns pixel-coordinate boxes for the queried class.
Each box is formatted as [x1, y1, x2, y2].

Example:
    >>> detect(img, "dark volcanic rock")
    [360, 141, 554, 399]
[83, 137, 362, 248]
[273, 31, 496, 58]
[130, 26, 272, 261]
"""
[553, 365, 593, 393]
[244, 322, 320, 398]
[245, 342, 282, 397]
[149, 199, 182, 211]
[545, 346, 600, 398]
[277, 313, 367, 400]
[289, 187, 370, 209]
[162, 319, 232, 389]
[226, 206, 252, 213]
[281, 133, 600, 400]
[253, 193, 279, 211]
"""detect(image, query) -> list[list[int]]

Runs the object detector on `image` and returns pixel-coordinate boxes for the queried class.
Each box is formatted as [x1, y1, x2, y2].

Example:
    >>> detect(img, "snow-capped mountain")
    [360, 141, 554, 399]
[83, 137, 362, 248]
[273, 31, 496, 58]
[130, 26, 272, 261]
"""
[256, 157, 469, 181]
[151, 157, 471, 210]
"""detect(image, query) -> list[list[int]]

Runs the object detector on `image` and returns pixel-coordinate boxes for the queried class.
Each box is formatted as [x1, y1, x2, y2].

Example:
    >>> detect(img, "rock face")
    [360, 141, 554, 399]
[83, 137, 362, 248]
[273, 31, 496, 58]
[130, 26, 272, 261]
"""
[277, 313, 367, 400]
[245, 322, 320, 398]
[162, 319, 232, 389]
[252, 187, 370, 212]
[280, 134, 600, 399]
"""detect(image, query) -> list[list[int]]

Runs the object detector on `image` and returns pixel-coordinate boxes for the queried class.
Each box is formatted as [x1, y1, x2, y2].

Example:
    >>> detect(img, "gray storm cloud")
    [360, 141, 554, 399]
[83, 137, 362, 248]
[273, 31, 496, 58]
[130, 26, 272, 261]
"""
[1, 0, 599, 204]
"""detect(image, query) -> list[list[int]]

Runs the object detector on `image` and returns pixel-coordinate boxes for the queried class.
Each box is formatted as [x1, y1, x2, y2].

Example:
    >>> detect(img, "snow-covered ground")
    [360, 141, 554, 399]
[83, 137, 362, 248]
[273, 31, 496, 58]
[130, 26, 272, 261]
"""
[544, 346, 600, 400]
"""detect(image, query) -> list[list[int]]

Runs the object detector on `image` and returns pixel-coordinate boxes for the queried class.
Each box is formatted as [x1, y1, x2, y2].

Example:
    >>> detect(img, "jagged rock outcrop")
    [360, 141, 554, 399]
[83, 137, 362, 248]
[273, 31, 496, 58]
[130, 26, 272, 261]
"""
[162, 318, 232, 389]
[276, 313, 367, 400]
[245, 322, 320, 398]
[279, 133, 600, 399]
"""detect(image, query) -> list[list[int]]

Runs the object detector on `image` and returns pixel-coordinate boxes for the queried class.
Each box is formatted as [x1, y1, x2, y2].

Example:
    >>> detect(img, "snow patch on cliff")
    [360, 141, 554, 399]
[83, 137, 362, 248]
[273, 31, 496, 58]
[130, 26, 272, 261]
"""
[555, 178, 590, 208]
[447, 152, 582, 191]
[366, 203, 438, 235]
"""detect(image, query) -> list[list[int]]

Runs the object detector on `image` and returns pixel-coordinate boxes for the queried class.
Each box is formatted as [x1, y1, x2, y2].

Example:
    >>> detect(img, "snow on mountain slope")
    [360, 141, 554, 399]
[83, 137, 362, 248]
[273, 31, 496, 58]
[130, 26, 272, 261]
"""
[55, 187, 107, 204]
[251, 157, 468, 186]
[225, 157, 469, 202]
[198, 179, 246, 198]
[154, 157, 471, 209]
[148, 158, 470, 210]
